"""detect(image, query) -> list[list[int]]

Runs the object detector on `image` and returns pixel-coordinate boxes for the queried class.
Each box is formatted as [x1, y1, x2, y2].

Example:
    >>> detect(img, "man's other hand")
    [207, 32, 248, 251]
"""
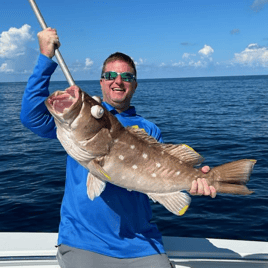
[189, 166, 217, 198]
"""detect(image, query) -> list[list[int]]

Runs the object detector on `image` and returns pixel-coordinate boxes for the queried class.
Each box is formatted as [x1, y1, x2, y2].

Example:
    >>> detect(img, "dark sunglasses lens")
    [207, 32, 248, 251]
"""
[102, 72, 135, 82]
[108, 72, 118, 80]
[121, 72, 135, 82]
[103, 72, 117, 80]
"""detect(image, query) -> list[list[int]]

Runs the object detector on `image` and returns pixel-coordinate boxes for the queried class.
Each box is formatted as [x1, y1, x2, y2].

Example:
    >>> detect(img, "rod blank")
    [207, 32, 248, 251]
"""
[28, 0, 75, 86]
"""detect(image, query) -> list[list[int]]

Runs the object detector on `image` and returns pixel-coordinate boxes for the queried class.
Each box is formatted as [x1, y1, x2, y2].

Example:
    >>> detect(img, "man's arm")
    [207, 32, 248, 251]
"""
[20, 28, 60, 138]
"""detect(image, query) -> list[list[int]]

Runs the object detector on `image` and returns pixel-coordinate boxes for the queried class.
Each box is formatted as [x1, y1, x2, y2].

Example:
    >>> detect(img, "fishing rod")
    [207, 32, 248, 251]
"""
[28, 0, 75, 86]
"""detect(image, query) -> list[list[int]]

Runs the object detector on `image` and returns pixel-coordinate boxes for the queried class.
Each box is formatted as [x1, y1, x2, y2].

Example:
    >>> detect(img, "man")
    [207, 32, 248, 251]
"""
[21, 28, 216, 268]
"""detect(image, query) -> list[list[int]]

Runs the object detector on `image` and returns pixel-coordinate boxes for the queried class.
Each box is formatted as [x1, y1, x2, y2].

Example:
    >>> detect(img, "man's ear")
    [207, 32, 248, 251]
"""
[133, 81, 138, 91]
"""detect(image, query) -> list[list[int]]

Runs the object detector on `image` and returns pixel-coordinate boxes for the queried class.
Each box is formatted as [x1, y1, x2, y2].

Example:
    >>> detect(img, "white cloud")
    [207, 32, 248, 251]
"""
[167, 45, 214, 69]
[0, 24, 37, 78]
[0, 63, 14, 73]
[69, 60, 82, 73]
[134, 58, 146, 66]
[171, 61, 186, 67]
[69, 58, 94, 72]
[171, 59, 207, 68]
[233, 43, 268, 66]
[182, 53, 196, 59]
[230, 29, 240, 35]
[198, 45, 214, 57]
[251, 0, 268, 12]
[84, 57, 93, 69]
[0, 24, 34, 58]
[189, 60, 205, 67]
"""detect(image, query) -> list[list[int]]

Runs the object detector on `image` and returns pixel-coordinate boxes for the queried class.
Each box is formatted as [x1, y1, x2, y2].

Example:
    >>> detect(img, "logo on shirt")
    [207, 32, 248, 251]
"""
[131, 125, 146, 132]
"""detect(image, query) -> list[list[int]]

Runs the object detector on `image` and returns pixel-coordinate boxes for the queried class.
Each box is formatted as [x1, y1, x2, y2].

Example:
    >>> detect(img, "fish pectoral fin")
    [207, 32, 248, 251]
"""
[162, 144, 205, 166]
[86, 172, 106, 201]
[148, 191, 191, 216]
[87, 159, 112, 182]
[86, 160, 112, 201]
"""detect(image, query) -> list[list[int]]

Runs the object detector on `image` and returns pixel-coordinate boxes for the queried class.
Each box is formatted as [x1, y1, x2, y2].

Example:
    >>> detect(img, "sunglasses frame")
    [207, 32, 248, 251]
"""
[101, 71, 136, 82]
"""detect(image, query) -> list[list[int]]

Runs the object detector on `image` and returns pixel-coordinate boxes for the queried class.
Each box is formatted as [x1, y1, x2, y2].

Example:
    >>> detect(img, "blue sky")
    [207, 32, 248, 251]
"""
[1, 0, 268, 82]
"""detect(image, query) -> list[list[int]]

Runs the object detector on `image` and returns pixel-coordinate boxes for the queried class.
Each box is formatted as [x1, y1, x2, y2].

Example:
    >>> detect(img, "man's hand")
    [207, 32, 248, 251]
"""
[37, 27, 60, 59]
[189, 166, 217, 198]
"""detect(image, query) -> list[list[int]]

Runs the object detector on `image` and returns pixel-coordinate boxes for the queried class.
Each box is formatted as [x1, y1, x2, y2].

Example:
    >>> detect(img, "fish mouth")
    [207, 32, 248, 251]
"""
[46, 85, 81, 115]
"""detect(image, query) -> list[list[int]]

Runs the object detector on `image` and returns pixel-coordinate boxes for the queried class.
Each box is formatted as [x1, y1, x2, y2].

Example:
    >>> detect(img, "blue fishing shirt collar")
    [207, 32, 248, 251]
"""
[102, 102, 137, 117]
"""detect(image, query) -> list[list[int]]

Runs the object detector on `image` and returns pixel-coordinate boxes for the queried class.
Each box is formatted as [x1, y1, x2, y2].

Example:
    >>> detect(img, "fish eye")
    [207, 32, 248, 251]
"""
[91, 105, 104, 119]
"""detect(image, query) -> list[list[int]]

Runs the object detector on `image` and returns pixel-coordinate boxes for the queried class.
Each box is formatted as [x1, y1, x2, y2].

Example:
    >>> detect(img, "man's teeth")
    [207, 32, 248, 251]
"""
[113, 88, 124, 91]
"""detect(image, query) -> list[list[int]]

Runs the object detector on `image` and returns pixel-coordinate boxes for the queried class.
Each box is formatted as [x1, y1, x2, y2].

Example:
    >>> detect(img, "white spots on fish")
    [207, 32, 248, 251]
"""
[136, 178, 142, 184]
[161, 151, 164, 155]
[142, 153, 148, 159]
[176, 171, 181, 176]
[130, 145, 135, 149]
[152, 173, 157, 178]
[156, 163, 161, 168]
[119, 155, 124, 160]
[132, 165, 138, 170]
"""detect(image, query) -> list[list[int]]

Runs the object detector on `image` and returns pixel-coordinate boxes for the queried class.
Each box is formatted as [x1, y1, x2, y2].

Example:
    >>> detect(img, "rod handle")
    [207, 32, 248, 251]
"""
[28, 0, 75, 86]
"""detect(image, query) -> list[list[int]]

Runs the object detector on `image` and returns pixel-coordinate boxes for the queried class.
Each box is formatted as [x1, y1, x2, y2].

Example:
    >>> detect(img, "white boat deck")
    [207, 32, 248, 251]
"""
[0, 233, 267, 267]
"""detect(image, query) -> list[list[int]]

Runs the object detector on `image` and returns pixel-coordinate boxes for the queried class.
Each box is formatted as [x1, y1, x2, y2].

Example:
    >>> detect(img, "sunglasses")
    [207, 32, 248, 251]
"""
[101, 71, 136, 82]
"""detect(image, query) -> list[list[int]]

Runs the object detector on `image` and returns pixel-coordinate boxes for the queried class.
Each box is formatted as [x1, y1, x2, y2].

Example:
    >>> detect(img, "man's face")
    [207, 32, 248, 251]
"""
[100, 60, 137, 113]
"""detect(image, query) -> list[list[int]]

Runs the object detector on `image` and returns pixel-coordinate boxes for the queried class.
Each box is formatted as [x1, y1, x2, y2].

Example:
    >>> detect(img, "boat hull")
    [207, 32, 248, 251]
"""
[0, 233, 267, 267]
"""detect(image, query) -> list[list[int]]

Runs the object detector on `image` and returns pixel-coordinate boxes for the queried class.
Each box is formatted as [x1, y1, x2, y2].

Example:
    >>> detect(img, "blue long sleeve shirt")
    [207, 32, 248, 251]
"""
[20, 54, 165, 258]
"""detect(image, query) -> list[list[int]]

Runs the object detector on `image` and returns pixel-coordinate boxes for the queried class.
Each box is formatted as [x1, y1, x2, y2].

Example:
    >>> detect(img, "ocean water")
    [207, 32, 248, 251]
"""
[1, 76, 268, 241]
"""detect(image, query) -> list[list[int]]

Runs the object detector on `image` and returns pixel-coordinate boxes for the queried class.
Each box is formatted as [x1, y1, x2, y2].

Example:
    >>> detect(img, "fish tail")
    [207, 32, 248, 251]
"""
[210, 159, 256, 195]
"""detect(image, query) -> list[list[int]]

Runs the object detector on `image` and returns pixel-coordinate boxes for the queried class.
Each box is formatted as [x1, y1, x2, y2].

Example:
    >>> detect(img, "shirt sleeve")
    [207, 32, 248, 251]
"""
[141, 118, 164, 143]
[20, 54, 58, 139]
[151, 124, 164, 143]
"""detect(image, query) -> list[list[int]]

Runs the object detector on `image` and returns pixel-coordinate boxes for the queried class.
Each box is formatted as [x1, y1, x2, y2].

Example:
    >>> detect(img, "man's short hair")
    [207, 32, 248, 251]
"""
[101, 52, 137, 77]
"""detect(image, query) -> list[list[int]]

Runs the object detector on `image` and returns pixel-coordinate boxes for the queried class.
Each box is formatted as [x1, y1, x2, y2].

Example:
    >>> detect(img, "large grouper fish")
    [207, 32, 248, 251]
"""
[45, 85, 256, 216]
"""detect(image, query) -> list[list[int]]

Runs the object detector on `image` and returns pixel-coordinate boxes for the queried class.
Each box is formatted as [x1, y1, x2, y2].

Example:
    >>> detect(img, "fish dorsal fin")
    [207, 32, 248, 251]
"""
[148, 191, 191, 216]
[127, 127, 204, 166]
[162, 144, 205, 166]
[86, 172, 106, 201]
[126, 127, 160, 146]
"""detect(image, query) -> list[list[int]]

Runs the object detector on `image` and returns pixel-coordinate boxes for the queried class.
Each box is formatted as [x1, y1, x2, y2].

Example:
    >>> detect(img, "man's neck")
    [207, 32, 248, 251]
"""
[104, 102, 130, 114]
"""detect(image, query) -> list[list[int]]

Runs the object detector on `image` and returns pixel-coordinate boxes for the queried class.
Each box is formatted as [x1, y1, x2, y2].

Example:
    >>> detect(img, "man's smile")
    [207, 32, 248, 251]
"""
[112, 88, 125, 92]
